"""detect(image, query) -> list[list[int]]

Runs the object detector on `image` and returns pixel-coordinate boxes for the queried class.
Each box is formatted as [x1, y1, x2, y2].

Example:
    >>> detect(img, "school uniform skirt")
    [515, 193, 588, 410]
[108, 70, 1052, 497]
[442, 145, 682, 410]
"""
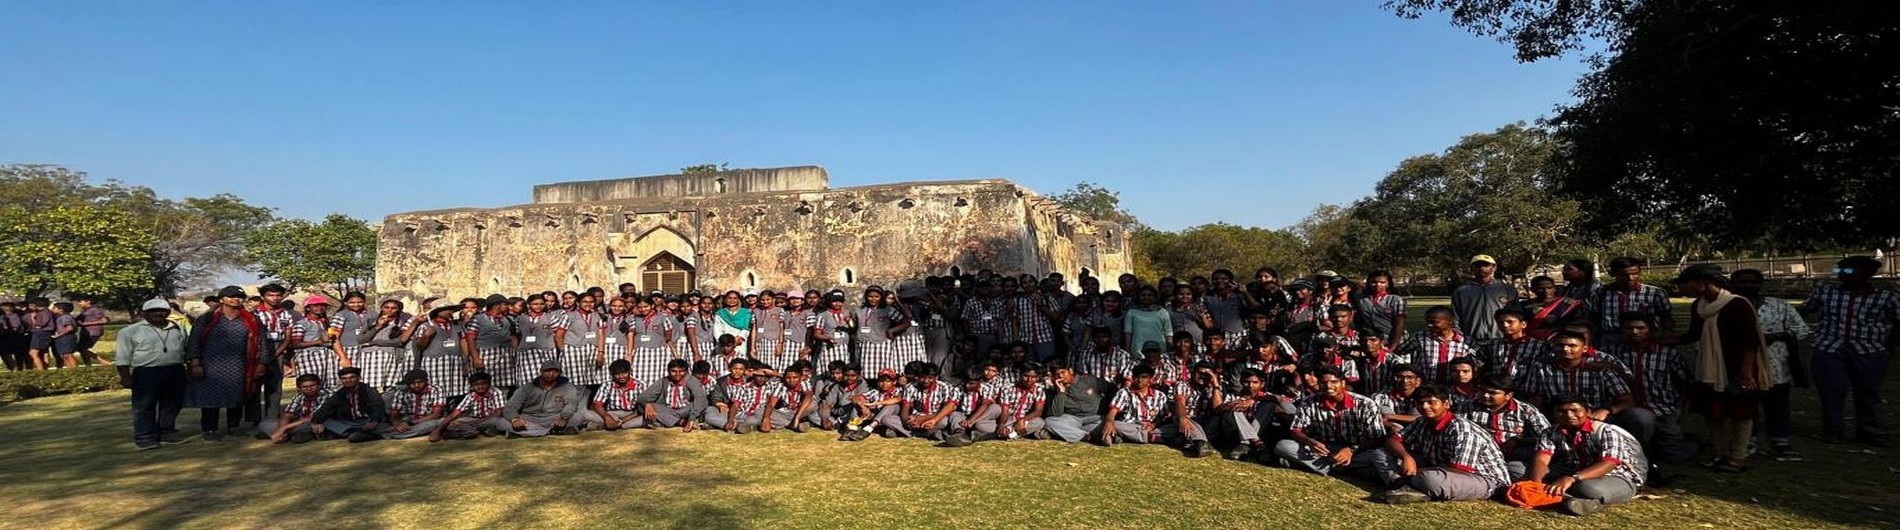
[515, 347, 557, 387]
[815, 340, 850, 371]
[857, 338, 899, 377]
[419, 354, 472, 396]
[752, 338, 785, 369]
[477, 347, 516, 387]
[630, 345, 671, 387]
[894, 332, 927, 370]
[562, 343, 609, 387]
[354, 346, 401, 390]
[295, 347, 343, 391]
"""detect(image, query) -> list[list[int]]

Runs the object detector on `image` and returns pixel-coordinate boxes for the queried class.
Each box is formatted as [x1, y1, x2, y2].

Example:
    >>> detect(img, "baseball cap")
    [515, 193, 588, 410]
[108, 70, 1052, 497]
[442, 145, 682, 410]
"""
[1470, 254, 1497, 265]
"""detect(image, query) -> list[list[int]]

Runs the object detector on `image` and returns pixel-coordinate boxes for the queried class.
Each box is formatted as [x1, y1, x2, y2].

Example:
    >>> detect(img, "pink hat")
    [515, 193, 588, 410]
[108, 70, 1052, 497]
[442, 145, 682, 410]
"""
[786, 289, 805, 298]
[304, 295, 331, 306]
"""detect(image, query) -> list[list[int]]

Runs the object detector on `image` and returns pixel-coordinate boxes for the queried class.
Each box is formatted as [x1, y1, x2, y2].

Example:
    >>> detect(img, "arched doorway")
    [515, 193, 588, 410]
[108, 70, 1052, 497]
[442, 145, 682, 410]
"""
[642, 252, 695, 294]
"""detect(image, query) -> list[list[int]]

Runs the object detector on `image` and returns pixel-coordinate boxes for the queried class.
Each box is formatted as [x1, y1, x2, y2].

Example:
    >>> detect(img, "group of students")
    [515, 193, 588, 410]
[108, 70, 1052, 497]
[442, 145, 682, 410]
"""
[109, 254, 1898, 517]
[0, 295, 115, 371]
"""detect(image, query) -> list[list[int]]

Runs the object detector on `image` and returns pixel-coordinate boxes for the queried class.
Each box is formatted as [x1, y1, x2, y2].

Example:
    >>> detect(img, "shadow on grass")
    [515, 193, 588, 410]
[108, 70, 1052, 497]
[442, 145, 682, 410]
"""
[0, 393, 770, 529]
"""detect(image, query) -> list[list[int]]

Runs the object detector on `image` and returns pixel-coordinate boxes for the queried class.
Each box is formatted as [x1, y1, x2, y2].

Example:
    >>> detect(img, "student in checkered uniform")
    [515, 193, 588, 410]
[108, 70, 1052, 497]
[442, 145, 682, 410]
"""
[962, 283, 1004, 359]
[991, 363, 1047, 441]
[849, 372, 906, 438]
[1380, 386, 1510, 504]
[854, 288, 911, 376]
[783, 292, 816, 371]
[816, 363, 868, 430]
[312, 367, 388, 443]
[999, 276, 1060, 362]
[1514, 331, 1636, 423]
[682, 298, 717, 364]
[1172, 362, 1224, 458]
[1599, 312, 1694, 462]
[1594, 257, 1675, 344]
[1305, 334, 1360, 387]
[811, 293, 854, 369]
[250, 284, 295, 427]
[1355, 335, 1398, 395]
[1354, 271, 1408, 346]
[890, 292, 930, 374]
[463, 298, 518, 388]
[1444, 358, 1482, 410]
[642, 359, 707, 431]
[1200, 269, 1254, 347]
[1371, 364, 1424, 430]
[602, 297, 632, 374]
[1221, 334, 1295, 395]
[1480, 308, 1550, 382]
[750, 293, 791, 369]
[882, 362, 957, 440]
[578, 360, 645, 431]
[288, 296, 340, 391]
[1395, 306, 1476, 383]
[514, 298, 562, 390]
[1105, 365, 1209, 453]
[357, 299, 413, 392]
[560, 294, 610, 389]
[1528, 396, 1650, 516]
[1458, 374, 1551, 480]
[430, 372, 509, 441]
[627, 299, 679, 386]
[706, 360, 772, 433]
[260, 374, 327, 444]
[762, 368, 817, 433]
[408, 307, 472, 397]
[1801, 256, 1900, 444]
[327, 292, 373, 388]
[1274, 367, 1399, 486]
[1072, 326, 1134, 385]
[937, 373, 999, 445]
[379, 369, 445, 439]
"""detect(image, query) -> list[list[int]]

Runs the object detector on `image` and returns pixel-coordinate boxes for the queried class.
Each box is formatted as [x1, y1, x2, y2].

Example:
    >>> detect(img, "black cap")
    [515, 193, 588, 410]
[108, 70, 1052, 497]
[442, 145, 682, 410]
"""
[400, 369, 429, 385]
[217, 286, 247, 298]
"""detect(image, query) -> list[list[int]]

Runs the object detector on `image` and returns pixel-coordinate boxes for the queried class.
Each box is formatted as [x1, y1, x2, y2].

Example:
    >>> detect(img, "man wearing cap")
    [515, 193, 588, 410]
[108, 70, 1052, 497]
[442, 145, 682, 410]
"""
[1451, 255, 1519, 346]
[116, 299, 191, 450]
[1802, 256, 1900, 445]
[504, 360, 583, 437]
[311, 366, 388, 443]
[184, 286, 267, 441]
[380, 369, 445, 439]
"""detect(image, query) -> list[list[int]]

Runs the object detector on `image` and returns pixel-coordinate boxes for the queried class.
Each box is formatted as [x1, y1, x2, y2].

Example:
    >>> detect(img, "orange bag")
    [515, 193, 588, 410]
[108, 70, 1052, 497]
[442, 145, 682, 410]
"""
[1504, 481, 1565, 509]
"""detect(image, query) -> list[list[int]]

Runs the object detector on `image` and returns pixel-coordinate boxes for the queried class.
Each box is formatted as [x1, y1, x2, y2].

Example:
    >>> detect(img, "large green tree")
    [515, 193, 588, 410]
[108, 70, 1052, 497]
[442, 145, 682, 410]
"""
[1135, 223, 1308, 280]
[0, 205, 157, 298]
[1387, 1, 1900, 251]
[1345, 123, 1581, 276]
[1051, 181, 1145, 229]
[244, 214, 378, 298]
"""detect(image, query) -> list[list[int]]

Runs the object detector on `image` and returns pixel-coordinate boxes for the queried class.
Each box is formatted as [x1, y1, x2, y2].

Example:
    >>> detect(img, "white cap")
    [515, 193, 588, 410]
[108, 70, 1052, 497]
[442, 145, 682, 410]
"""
[141, 299, 171, 311]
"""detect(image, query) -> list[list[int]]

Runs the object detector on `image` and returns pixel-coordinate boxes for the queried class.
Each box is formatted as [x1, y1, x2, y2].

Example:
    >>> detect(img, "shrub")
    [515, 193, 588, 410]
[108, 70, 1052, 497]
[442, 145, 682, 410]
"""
[0, 366, 121, 404]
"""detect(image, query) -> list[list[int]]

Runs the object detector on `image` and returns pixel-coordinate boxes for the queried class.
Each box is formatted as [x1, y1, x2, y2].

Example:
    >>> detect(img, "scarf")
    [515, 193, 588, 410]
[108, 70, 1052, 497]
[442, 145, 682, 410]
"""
[194, 307, 264, 398]
[716, 307, 752, 331]
[1694, 289, 1771, 390]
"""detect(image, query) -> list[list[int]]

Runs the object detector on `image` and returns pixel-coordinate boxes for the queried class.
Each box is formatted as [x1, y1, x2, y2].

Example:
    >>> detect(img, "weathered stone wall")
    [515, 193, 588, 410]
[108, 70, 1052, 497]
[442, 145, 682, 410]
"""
[377, 179, 1131, 305]
[531, 166, 829, 204]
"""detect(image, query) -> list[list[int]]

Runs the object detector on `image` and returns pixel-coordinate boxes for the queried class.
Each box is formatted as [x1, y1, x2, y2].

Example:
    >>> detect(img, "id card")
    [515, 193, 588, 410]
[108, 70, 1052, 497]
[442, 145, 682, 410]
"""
[441, 340, 455, 348]
[604, 337, 618, 344]
[524, 336, 538, 343]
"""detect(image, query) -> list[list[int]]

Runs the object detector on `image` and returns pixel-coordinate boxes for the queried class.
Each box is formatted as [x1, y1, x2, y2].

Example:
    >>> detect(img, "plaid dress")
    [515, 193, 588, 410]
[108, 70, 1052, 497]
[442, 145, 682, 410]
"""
[629, 313, 677, 384]
[464, 313, 518, 386]
[601, 312, 631, 377]
[751, 307, 790, 368]
[683, 312, 717, 363]
[290, 317, 341, 391]
[357, 315, 412, 390]
[562, 310, 610, 386]
[855, 307, 903, 376]
[329, 309, 372, 385]
[893, 315, 928, 374]
[812, 310, 853, 368]
[416, 322, 472, 396]
[514, 312, 561, 386]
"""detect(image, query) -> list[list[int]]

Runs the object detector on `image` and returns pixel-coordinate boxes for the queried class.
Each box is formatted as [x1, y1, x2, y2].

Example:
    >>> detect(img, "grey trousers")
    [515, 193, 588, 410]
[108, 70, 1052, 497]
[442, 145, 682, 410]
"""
[380, 418, 444, 439]
[652, 405, 699, 428]
[1549, 468, 1638, 505]
[704, 408, 763, 431]
[878, 409, 951, 439]
[947, 408, 1001, 436]
[577, 409, 645, 430]
[1273, 440, 1399, 485]
[256, 419, 312, 438]
[768, 408, 819, 429]
[443, 416, 509, 438]
[1409, 469, 1500, 501]
[1045, 413, 1104, 443]
[509, 412, 569, 437]
[1220, 409, 1274, 444]
[997, 416, 1045, 439]
[1613, 407, 1693, 462]
[320, 418, 374, 435]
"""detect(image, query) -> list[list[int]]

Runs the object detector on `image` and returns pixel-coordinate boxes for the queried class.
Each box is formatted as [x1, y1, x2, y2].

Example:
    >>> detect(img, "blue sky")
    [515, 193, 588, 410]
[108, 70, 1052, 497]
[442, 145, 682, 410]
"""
[0, 1, 1584, 232]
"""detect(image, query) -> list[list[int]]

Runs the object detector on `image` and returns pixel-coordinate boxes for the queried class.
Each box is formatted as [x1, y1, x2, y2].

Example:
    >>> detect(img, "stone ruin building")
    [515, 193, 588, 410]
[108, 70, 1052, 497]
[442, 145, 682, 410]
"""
[375, 166, 1133, 303]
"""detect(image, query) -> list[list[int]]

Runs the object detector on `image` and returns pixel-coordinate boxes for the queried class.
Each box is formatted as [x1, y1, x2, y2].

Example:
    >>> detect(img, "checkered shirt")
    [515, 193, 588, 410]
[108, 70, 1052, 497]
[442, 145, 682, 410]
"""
[1001, 294, 1055, 344]
[1456, 397, 1551, 448]
[1073, 346, 1134, 383]
[1289, 392, 1385, 445]
[284, 390, 330, 420]
[962, 298, 1002, 336]
[456, 388, 507, 417]
[1514, 359, 1631, 411]
[593, 380, 645, 412]
[1395, 414, 1511, 488]
[1806, 285, 1900, 356]
[994, 384, 1045, 420]
[904, 381, 958, 415]
[1397, 331, 1477, 382]
[1479, 336, 1549, 381]
[1536, 421, 1648, 487]
[1600, 342, 1690, 416]
[1173, 381, 1223, 420]
[1594, 283, 1673, 334]
[385, 385, 444, 422]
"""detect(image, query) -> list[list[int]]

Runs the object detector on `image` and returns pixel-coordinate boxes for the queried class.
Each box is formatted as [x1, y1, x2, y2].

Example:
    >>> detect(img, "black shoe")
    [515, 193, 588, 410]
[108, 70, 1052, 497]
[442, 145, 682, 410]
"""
[1561, 497, 1602, 516]
[134, 440, 160, 451]
[347, 431, 382, 443]
[159, 433, 189, 445]
[1187, 440, 1214, 458]
[936, 433, 976, 448]
[289, 431, 316, 444]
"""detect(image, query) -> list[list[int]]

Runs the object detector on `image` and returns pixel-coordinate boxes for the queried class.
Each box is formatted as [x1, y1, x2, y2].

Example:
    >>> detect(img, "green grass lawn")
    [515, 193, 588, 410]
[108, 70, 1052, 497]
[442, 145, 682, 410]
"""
[3, 300, 1895, 529]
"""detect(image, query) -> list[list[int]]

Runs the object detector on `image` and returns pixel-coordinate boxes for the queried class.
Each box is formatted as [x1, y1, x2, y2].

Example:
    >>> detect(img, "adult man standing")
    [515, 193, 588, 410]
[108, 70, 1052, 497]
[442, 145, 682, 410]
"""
[115, 299, 190, 450]
[1451, 255, 1519, 346]
[1802, 256, 1900, 446]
